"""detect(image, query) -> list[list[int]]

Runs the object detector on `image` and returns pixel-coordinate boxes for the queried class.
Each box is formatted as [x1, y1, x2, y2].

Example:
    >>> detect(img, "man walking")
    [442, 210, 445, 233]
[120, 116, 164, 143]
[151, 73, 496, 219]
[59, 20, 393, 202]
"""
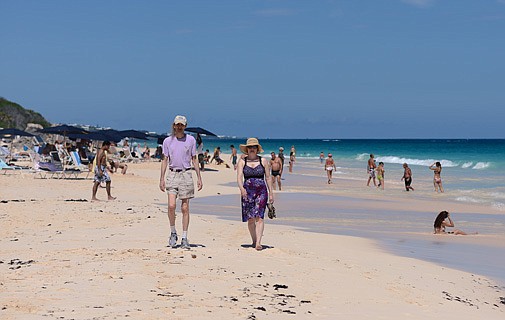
[159, 115, 203, 249]
[270, 152, 283, 190]
[91, 141, 116, 201]
[230, 145, 238, 170]
[366, 154, 377, 187]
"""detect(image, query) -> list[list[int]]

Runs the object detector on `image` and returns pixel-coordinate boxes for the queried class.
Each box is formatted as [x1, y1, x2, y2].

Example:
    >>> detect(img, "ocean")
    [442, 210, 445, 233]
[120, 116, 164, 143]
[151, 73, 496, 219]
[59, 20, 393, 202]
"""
[184, 138, 505, 211]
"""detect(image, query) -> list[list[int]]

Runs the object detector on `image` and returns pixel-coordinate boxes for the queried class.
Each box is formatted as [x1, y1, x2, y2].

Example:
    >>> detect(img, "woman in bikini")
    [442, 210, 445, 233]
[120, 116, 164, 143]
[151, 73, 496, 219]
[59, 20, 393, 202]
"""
[433, 211, 469, 235]
[324, 153, 336, 184]
[429, 161, 444, 193]
[237, 138, 274, 251]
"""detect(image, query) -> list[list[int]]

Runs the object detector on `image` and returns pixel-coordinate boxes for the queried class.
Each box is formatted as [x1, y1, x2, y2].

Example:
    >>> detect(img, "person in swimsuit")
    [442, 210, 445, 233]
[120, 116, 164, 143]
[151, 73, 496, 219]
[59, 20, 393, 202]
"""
[433, 211, 471, 235]
[319, 152, 325, 164]
[367, 154, 377, 187]
[289, 145, 296, 173]
[270, 152, 283, 190]
[401, 163, 414, 191]
[230, 145, 238, 170]
[278, 147, 285, 168]
[324, 153, 336, 184]
[429, 161, 444, 193]
[91, 141, 116, 201]
[376, 161, 385, 190]
[211, 147, 224, 165]
[237, 138, 274, 251]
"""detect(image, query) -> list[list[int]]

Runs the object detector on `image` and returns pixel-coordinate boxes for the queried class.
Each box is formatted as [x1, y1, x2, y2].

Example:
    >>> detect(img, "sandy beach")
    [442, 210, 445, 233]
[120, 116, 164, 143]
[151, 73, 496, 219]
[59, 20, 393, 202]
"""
[1, 158, 504, 319]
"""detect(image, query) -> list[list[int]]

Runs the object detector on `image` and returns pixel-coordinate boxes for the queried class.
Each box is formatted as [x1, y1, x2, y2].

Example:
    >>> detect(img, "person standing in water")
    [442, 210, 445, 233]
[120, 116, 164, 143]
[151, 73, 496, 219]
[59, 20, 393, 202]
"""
[429, 161, 444, 193]
[367, 154, 377, 187]
[289, 145, 296, 173]
[401, 163, 414, 191]
[376, 161, 385, 190]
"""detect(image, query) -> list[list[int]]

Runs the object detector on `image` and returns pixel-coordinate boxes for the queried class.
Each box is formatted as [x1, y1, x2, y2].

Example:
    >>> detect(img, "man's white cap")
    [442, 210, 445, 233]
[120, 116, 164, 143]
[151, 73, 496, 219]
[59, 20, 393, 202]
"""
[173, 115, 187, 125]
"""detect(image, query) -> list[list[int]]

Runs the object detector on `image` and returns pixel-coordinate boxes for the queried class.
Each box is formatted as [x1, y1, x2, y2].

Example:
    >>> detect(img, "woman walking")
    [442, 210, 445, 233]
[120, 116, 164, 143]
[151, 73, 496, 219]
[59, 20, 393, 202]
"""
[237, 138, 274, 251]
[324, 153, 336, 184]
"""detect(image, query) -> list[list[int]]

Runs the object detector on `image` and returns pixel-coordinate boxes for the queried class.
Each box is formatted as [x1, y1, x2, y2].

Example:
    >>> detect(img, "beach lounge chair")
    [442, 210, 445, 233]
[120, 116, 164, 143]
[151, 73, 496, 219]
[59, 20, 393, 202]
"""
[69, 151, 91, 179]
[0, 146, 10, 161]
[120, 148, 140, 163]
[34, 152, 65, 179]
[0, 158, 23, 175]
[34, 152, 81, 179]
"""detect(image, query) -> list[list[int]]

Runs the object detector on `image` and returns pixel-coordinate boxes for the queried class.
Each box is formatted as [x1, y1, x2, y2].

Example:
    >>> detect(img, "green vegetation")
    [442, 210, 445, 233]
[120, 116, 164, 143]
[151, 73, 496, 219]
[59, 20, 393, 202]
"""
[0, 97, 51, 129]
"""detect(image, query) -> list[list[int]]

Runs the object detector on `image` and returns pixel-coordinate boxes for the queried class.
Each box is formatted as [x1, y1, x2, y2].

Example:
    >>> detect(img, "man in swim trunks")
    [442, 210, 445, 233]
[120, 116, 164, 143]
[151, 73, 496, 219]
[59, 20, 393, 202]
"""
[92, 141, 116, 201]
[401, 163, 414, 191]
[278, 147, 285, 167]
[270, 152, 283, 190]
[366, 154, 377, 187]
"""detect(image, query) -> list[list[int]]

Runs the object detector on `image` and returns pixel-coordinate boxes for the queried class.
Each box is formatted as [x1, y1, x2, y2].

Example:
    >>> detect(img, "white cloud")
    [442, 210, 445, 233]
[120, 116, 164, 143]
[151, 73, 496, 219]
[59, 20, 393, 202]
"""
[401, 0, 435, 8]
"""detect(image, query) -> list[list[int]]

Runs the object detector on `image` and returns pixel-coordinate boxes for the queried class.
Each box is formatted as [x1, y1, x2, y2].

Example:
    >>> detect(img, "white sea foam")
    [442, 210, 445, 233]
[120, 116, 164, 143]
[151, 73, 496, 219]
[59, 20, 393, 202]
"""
[489, 192, 505, 199]
[492, 202, 505, 211]
[461, 162, 473, 168]
[356, 153, 369, 161]
[375, 156, 459, 168]
[472, 162, 491, 170]
[354, 154, 493, 170]
[455, 196, 483, 204]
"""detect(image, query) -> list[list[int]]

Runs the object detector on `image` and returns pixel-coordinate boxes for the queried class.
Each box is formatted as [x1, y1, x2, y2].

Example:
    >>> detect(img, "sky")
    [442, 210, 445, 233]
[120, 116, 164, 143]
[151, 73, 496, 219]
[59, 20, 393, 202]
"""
[1, 0, 504, 139]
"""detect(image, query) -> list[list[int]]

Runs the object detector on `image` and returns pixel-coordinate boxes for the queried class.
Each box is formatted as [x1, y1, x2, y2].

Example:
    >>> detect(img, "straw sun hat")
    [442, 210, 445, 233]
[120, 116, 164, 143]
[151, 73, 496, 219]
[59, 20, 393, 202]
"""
[239, 137, 264, 154]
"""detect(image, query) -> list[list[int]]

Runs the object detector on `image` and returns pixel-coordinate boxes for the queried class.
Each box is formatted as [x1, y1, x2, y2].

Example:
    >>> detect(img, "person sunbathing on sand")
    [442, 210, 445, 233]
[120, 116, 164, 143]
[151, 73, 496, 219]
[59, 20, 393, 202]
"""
[433, 211, 476, 235]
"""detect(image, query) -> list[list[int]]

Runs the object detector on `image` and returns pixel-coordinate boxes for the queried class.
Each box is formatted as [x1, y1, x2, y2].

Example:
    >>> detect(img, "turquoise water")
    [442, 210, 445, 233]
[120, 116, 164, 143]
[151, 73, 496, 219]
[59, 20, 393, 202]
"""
[150, 138, 505, 169]
[149, 138, 505, 210]
[146, 137, 505, 208]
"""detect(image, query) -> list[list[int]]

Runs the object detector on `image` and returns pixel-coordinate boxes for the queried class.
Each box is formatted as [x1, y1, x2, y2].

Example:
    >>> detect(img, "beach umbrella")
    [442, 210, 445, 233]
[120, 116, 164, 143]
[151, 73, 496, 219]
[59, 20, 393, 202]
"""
[119, 129, 148, 140]
[185, 127, 217, 136]
[0, 128, 35, 138]
[67, 131, 122, 143]
[38, 125, 89, 142]
[155, 135, 169, 145]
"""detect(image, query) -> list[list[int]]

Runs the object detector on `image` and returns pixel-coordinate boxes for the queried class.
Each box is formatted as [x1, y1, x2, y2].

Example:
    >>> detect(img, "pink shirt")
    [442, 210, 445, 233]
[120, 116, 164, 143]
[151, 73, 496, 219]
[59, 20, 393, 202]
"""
[162, 135, 196, 169]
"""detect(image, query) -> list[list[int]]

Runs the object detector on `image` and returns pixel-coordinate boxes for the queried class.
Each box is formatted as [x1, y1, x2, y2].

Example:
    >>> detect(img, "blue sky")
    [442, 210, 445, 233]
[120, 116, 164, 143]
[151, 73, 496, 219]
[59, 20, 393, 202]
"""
[1, 0, 504, 138]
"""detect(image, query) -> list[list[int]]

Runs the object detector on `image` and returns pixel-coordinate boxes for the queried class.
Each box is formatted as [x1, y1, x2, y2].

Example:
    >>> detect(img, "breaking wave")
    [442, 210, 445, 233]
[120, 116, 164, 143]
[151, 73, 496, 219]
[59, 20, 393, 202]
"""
[355, 154, 491, 170]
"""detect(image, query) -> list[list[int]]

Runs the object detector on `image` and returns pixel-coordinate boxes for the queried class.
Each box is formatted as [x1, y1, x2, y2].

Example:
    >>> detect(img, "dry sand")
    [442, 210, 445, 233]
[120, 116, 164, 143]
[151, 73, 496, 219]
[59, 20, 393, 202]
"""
[1, 160, 504, 319]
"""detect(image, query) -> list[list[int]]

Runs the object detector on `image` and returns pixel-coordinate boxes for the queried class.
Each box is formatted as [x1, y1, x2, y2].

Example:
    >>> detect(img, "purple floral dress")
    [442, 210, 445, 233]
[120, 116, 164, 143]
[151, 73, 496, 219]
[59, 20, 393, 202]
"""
[241, 157, 268, 222]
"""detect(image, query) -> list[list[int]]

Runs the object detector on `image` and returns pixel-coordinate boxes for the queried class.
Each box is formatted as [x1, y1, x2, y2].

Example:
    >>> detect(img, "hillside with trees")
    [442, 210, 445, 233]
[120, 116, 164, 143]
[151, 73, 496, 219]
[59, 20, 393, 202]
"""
[0, 97, 51, 130]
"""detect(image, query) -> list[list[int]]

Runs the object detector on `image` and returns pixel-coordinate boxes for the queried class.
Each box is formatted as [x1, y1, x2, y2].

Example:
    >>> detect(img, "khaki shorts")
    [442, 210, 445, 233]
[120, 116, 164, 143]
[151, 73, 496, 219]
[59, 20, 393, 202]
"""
[166, 170, 194, 199]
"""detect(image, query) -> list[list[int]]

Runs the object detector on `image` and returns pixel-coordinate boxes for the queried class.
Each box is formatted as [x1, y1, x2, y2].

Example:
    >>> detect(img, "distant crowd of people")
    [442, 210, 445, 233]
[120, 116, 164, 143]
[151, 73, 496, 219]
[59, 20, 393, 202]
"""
[88, 114, 475, 254]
